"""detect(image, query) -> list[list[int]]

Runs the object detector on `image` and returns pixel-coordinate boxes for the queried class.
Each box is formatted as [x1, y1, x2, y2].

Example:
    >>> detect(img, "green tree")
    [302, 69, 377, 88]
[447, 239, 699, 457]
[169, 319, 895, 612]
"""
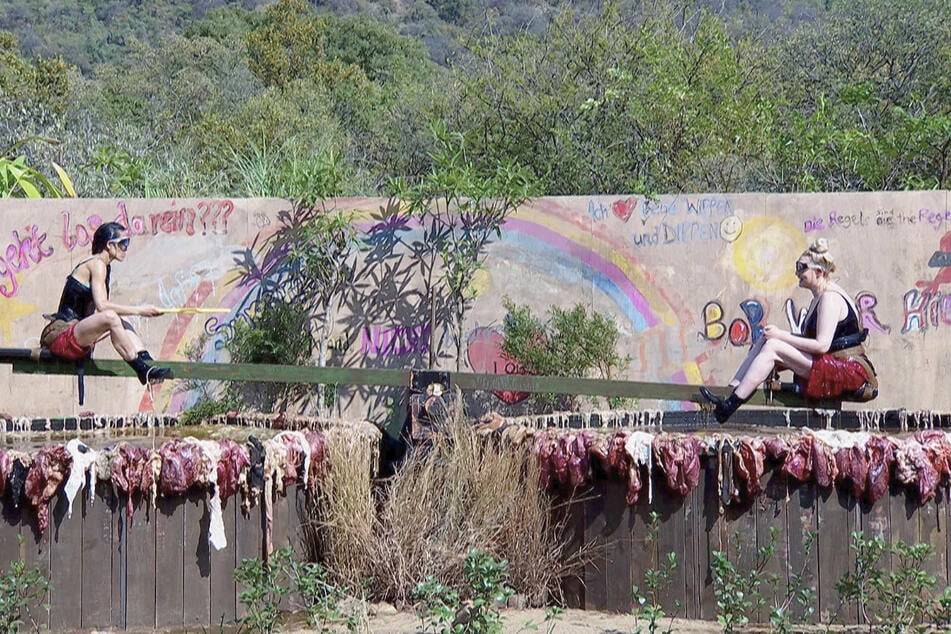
[392, 121, 537, 371]
[447, 2, 777, 195]
[769, 0, 951, 190]
[500, 298, 626, 410]
[272, 202, 362, 416]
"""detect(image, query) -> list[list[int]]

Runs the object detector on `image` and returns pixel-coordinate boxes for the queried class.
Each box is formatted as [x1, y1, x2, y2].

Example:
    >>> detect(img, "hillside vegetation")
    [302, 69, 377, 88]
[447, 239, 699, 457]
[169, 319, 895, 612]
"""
[1, 0, 948, 198]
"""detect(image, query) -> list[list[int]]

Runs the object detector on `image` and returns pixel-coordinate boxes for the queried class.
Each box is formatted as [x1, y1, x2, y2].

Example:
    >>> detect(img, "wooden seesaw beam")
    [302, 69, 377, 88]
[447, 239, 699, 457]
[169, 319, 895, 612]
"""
[0, 348, 835, 408]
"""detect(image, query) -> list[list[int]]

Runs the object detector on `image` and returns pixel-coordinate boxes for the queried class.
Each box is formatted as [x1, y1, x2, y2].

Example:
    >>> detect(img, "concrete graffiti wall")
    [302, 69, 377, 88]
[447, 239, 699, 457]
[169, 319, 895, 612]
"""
[0, 191, 948, 418]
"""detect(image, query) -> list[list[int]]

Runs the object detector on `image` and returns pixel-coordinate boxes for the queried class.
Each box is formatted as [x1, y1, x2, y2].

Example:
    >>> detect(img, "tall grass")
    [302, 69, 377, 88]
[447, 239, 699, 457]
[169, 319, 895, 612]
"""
[308, 412, 581, 607]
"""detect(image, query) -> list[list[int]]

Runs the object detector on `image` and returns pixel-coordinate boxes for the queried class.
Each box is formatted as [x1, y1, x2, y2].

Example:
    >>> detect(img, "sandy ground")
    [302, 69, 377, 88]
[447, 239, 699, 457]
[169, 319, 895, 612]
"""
[283, 605, 872, 633]
[358, 607, 718, 633]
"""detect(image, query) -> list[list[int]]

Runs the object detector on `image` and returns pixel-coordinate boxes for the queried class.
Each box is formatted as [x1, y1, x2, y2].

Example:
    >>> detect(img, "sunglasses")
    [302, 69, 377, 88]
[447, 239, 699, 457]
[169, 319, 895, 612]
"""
[109, 237, 131, 252]
[796, 261, 819, 274]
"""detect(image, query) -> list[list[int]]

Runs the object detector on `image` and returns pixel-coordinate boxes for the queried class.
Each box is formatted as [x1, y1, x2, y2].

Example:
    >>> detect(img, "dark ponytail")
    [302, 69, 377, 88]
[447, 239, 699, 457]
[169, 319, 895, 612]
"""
[91, 222, 126, 254]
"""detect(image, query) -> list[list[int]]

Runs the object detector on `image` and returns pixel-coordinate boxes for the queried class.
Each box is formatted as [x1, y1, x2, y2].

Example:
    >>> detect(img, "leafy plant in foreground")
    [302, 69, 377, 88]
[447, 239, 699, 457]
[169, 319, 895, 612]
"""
[413, 549, 515, 633]
[0, 549, 51, 634]
[631, 511, 679, 634]
[836, 531, 950, 633]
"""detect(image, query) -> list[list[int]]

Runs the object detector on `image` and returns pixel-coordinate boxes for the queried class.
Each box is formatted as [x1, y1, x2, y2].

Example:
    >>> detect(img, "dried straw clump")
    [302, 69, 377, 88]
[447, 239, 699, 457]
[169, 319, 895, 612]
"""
[309, 410, 581, 607]
[300, 423, 379, 588]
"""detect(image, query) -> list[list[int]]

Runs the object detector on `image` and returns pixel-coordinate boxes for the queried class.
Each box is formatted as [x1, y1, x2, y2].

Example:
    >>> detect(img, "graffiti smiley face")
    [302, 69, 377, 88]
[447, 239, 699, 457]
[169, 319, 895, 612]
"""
[719, 215, 743, 242]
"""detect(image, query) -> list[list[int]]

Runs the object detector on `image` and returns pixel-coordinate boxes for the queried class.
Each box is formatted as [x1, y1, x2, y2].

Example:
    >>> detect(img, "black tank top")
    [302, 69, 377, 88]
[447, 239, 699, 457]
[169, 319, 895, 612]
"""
[54, 260, 110, 321]
[803, 291, 860, 340]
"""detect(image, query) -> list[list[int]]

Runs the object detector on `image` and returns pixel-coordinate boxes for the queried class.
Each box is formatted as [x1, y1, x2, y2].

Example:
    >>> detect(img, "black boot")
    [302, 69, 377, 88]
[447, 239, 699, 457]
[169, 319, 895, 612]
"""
[699, 387, 747, 424]
[127, 356, 173, 385]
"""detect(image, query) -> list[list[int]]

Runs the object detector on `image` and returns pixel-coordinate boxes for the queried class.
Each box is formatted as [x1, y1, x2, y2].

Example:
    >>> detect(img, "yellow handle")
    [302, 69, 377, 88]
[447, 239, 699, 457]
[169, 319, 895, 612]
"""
[157, 307, 230, 314]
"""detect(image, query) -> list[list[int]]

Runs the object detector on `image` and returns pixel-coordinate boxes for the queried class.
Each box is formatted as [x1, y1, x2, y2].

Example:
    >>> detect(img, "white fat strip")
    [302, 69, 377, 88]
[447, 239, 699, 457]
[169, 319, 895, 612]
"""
[190, 439, 228, 550]
[624, 431, 654, 503]
[63, 439, 98, 518]
[810, 429, 871, 450]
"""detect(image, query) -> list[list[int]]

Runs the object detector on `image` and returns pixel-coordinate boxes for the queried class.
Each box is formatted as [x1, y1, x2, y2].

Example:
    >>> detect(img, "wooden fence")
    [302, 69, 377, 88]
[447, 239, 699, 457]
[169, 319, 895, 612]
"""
[566, 459, 949, 623]
[1, 483, 304, 631]
[3, 450, 948, 629]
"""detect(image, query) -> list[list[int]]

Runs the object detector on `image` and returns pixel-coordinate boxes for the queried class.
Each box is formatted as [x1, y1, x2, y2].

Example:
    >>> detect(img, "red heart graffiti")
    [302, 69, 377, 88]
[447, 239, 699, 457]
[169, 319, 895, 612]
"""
[612, 197, 638, 222]
[466, 327, 530, 404]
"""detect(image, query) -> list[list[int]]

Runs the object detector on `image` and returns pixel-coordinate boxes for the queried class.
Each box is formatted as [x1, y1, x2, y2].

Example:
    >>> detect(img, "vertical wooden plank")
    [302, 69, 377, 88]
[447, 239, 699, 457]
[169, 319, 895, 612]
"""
[859, 492, 889, 628]
[82, 483, 117, 628]
[124, 495, 157, 629]
[183, 491, 211, 629]
[210, 495, 237, 627]
[919, 495, 947, 593]
[653, 481, 687, 618]
[756, 467, 789, 624]
[155, 496, 185, 628]
[48, 491, 83, 630]
[234, 498, 265, 620]
[815, 485, 857, 624]
[19, 500, 51, 632]
[682, 466, 705, 621]
[556, 492, 586, 609]
[787, 482, 819, 623]
[0, 498, 23, 565]
[602, 478, 632, 613]
[628, 478, 649, 599]
[288, 485, 304, 555]
[698, 452, 723, 621]
[889, 488, 920, 563]
[583, 479, 608, 611]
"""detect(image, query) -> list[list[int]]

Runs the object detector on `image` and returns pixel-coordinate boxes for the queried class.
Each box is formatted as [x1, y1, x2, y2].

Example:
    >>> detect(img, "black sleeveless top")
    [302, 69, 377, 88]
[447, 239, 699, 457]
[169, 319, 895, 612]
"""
[53, 260, 110, 321]
[803, 291, 860, 340]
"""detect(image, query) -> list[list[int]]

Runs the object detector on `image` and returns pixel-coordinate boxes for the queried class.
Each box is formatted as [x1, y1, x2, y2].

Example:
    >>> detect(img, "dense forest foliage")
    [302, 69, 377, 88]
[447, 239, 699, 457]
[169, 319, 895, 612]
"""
[0, 0, 948, 198]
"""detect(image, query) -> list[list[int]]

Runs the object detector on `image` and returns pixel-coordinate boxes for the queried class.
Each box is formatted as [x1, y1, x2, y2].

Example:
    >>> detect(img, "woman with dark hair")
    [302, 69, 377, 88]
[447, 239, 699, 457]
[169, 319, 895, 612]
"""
[700, 238, 876, 423]
[40, 221, 172, 384]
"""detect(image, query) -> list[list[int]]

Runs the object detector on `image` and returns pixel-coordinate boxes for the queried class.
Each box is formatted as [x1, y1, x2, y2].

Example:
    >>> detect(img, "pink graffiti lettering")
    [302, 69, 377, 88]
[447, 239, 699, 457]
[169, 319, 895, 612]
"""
[856, 292, 890, 334]
[803, 215, 825, 233]
[61, 200, 237, 250]
[361, 324, 430, 357]
[62, 212, 103, 251]
[0, 225, 54, 297]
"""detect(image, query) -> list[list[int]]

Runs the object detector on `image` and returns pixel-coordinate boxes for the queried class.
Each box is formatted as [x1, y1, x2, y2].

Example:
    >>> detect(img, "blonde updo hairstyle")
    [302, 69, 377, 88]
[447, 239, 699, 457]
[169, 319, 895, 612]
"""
[802, 238, 836, 274]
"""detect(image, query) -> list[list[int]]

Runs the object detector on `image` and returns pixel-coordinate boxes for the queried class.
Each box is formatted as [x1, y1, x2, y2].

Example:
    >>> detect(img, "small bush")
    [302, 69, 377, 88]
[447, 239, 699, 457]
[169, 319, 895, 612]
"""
[413, 549, 514, 634]
[836, 531, 950, 632]
[224, 299, 313, 411]
[235, 545, 361, 633]
[0, 551, 50, 633]
[307, 411, 582, 608]
[501, 298, 627, 410]
[177, 398, 236, 426]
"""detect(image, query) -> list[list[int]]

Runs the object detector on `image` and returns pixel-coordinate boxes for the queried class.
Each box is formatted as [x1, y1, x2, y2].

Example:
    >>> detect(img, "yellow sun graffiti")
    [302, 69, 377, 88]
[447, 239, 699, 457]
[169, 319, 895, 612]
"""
[732, 216, 807, 291]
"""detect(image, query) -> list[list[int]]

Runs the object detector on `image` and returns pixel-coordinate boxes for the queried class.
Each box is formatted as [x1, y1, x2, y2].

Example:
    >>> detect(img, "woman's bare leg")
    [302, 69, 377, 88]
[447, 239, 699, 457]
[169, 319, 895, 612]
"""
[729, 336, 766, 387]
[72, 311, 139, 360]
[734, 339, 813, 399]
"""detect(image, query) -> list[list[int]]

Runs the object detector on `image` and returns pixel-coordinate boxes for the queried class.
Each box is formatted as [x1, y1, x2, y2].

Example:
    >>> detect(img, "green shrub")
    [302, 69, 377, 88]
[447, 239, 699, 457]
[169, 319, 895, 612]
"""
[224, 299, 313, 412]
[235, 546, 359, 633]
[413, 549, 515, 634]
[500, 298, 627, 410]
[0, 549, 50, 633]
[836, 531, 950, 632]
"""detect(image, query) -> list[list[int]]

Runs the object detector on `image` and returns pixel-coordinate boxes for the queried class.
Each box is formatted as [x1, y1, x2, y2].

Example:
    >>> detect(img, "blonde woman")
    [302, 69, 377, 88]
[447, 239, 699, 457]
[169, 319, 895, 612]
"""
[700, 238, 875, 423]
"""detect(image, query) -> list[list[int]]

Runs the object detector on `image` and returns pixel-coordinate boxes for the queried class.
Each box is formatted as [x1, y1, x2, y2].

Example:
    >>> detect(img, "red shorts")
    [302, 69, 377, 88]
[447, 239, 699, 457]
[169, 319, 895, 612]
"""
[49, 322, 90, 361]
[804, 354, 869, 400]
